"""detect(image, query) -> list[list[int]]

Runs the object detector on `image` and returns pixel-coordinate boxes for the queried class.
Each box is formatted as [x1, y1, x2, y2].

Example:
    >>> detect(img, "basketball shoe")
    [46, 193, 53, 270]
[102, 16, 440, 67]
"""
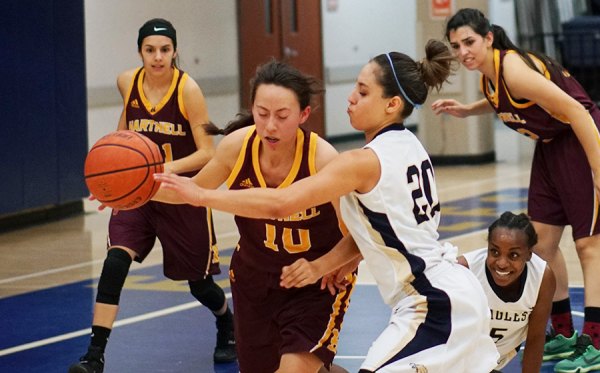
[213, 310, 236, 363]
[544, 328, 578, 361]
[553, 334, 600, 373]
[68, 346, 104, 373]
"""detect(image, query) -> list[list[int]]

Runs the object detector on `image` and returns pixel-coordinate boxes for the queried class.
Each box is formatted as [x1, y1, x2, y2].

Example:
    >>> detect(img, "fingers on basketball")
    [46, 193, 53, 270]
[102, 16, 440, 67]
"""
[84, 130, 164, 210]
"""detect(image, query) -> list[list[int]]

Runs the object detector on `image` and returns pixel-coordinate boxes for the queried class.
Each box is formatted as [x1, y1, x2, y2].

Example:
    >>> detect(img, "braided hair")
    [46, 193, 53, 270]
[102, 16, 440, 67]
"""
[487, 211, 538, 248]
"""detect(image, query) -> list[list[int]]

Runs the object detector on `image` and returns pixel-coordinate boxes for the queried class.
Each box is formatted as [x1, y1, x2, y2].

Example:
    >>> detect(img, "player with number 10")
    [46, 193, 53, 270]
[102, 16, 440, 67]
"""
[155, 40, 499, 372]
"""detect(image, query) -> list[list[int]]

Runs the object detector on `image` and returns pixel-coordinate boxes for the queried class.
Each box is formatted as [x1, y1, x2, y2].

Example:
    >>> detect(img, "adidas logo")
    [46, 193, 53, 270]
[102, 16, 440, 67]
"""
[130, 99, 140, 109]
[239, 178, 253, 188]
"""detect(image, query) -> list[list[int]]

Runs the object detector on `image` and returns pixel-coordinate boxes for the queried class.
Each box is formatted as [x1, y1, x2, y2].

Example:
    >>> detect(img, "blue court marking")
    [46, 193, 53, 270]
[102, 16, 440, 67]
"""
[438, 187, 528, 239]
[0, 187, 585, 373]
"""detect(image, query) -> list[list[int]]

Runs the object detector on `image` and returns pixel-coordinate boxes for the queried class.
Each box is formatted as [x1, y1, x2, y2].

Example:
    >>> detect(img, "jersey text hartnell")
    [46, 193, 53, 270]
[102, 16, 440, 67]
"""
[128, 119, 187, 136]
[276, 207, 321, 222]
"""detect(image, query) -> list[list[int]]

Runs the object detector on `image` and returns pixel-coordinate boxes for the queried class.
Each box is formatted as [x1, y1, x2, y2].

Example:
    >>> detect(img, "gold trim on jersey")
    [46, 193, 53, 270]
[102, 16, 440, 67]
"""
[592, 181, 599, 236]
[137, 68, 180, 114]
[311, 272, 357, 353]
[178, 73, 189, 120]
[204, 207, 220, 276]
[503, 51, 548, 110]
[277, 128, 305, 188]
[248, 128, 305, 188]
[308, 132, 318, 176]
[226, 127, 255, 188]
[124, 67, 142, 106]
[483, 50, 575, 126]
[226, 126, 311, 189]
[481, 49, 502, 109]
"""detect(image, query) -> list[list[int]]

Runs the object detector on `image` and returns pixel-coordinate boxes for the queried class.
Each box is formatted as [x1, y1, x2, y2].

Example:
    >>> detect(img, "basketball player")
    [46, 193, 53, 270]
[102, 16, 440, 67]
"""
[154, 60, 355, 373]
[155, 40, 500, 372]
[431, 8, 600, 372]
[458, 212, 555, 372]
[69, 18, 234, 373]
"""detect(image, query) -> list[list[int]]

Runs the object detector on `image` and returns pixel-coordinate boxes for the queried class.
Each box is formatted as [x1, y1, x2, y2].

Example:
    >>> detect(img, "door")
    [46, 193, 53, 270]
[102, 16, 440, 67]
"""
[238, 0, 325, 136]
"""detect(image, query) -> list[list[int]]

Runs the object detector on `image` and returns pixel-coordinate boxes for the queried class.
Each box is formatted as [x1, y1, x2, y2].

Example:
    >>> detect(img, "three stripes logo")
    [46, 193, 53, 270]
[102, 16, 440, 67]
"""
[239, 178, 253, 188]
[130, 99, 140, 109]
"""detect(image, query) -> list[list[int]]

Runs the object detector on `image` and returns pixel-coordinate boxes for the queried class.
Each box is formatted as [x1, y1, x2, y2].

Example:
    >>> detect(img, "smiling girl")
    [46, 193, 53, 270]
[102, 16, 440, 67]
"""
[458, 211, 555, 372]
[431, 8, 600, 372]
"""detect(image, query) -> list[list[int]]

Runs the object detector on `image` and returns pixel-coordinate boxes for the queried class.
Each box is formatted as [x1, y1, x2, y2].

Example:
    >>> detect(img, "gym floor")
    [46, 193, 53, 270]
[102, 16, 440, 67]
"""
[0, 152, 584, 372]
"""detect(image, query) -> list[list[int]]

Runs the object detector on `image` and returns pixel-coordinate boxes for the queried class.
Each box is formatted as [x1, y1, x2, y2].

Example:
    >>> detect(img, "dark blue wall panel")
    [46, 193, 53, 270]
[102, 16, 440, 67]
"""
[1, 1, 25, 213]
[21, 0, 59, 209]
[1, 0, 87, 216]
[54, 0, 89, 203]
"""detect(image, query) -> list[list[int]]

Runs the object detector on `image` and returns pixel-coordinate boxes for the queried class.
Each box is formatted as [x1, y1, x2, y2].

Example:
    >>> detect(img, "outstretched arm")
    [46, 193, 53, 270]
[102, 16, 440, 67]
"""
[154, 148, 379, 219]
[430, 98, 493, 117]
[152, 127, 245, 204]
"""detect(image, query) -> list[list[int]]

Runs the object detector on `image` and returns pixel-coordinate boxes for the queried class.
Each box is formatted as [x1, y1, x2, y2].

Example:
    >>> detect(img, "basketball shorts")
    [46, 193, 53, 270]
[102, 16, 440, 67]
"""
[360, 261, 499, 373]
[229, 252, 355, 373]
[108, 201, 220, 280]
[528, 130, 600, 240]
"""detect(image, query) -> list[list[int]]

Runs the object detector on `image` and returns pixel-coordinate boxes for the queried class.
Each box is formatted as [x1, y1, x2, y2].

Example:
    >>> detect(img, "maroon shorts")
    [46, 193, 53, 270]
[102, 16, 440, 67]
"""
[108, 201, 220, 280]
[229, 251, 355, 373]
[528, 130, 600, 240]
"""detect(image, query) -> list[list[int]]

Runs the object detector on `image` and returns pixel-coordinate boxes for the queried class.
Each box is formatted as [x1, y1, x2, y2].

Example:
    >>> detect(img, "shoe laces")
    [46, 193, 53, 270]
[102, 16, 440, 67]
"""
[566, 335, 593, 361]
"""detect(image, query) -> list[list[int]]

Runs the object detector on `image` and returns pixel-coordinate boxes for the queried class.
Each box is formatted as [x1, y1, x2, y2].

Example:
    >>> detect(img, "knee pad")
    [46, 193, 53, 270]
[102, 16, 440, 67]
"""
[96, 248, 132, 305]
[189, 275, 226, 312]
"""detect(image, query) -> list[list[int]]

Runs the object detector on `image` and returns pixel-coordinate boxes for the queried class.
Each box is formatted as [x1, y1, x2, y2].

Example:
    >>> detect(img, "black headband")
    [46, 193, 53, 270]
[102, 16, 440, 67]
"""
[137, 19, 177, 49]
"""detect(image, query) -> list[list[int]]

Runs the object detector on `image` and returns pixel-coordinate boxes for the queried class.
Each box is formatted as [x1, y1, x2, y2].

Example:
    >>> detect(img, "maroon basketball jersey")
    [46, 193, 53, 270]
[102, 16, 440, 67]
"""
[481, 49, 600, 141]
[124, 67, 198, 176]
[227, 126, 344, 276]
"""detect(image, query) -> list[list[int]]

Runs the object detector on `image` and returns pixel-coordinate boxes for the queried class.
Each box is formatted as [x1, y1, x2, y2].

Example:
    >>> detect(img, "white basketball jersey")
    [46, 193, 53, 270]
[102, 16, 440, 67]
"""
[463, 248, 546, 368]
[341, 126, 449, 306]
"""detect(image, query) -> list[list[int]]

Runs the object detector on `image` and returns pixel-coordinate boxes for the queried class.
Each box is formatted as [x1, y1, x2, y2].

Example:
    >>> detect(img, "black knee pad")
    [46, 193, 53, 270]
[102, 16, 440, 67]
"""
[95, 248, 132, 305]
[189, 276, 226, 312]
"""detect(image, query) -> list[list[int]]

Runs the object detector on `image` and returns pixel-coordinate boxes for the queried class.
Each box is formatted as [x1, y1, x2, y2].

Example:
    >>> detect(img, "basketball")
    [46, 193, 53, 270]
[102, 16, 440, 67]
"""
[84, 130, 164, 210]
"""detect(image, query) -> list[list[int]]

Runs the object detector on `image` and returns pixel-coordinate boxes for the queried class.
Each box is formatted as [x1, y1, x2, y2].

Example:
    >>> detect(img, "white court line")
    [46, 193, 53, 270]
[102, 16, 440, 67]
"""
[0, 285, 586, 357]
[0, 294, 231, 357]
[0, 232, 239, 285]
[0, 260, 104, 285]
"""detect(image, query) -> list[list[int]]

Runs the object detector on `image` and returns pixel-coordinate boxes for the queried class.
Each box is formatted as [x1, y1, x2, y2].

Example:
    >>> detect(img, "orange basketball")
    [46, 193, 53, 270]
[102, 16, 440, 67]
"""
[84, 130, 164, 210]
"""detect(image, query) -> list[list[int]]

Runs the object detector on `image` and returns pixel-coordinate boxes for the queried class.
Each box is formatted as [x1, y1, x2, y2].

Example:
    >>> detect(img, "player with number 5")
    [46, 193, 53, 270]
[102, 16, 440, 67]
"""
[154, 41, 499, 372]
[458, 212, 555, 372]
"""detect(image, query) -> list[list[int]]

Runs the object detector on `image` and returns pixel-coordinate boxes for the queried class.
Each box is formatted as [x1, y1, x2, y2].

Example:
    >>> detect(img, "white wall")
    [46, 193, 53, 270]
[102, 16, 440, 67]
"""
[84, 0, 530, 163]
[321, 0, 417, 137]
[488, 0, 535, 162]
[84, 0, 239, 148]
[85, 0, 238, 88]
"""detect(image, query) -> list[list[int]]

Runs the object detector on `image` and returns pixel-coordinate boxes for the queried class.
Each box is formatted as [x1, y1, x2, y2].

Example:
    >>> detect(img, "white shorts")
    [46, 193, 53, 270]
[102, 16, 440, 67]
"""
[361, 261, 499, 373]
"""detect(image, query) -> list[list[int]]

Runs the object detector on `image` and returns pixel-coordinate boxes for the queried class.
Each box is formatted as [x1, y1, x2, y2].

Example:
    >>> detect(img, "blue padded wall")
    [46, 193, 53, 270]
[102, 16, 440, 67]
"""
[1, 0, 88, 215]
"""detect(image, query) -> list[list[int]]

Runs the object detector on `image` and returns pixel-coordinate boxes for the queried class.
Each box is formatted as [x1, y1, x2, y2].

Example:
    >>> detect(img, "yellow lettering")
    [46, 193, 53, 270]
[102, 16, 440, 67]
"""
[282, 228, 311, 253]
[278, 207, 321, 222]
[264, 223, 312, 253]
[497, 112, 526, 124]
[264, 224, 279, 251]
[516, 128, 540, 140]
[127, 120, 187, 136]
